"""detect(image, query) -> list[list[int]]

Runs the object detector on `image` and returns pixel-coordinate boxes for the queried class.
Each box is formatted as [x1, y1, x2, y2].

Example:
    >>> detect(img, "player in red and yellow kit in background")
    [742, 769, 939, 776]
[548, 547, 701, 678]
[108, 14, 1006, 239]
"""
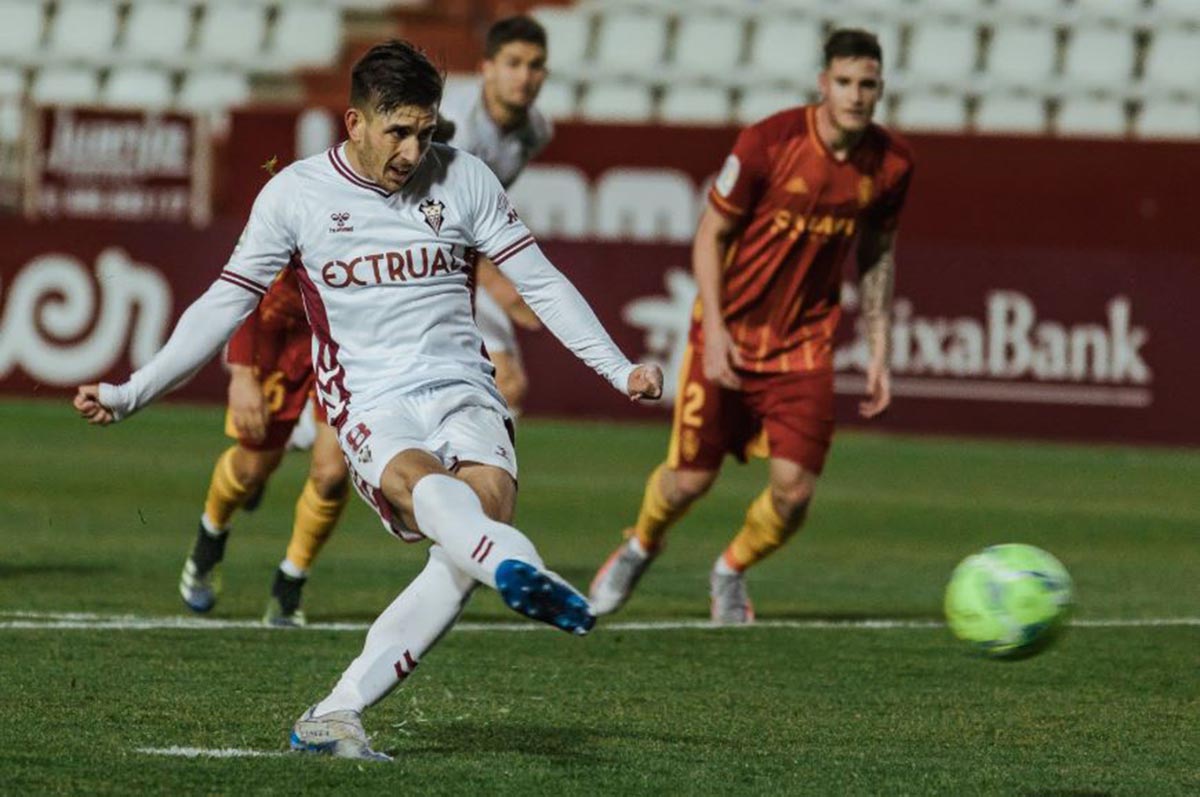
[590, 29, 914, 623]
[181, 268, 350, 626]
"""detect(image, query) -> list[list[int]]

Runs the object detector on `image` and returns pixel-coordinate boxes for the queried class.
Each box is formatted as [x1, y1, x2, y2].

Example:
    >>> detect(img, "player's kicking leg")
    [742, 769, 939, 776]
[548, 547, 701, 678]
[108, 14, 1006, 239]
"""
[264, 421, 349, 626]
[181, 445, 284, 612]
[589, 464, 717, 615]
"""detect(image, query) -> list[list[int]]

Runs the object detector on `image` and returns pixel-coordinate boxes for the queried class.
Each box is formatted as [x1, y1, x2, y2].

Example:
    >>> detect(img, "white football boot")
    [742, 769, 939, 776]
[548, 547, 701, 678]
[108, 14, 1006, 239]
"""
[710, 568, 755, 625]
[290, 706, 391, 761]
[589, 537, 656, 616]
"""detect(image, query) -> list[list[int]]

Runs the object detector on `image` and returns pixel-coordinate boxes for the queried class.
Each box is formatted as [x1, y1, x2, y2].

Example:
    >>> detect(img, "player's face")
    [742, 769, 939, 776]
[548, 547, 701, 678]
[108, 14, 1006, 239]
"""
[346, 104, 439, 192]
[483, 41, 548, 111]
[818, 57, 883, 132]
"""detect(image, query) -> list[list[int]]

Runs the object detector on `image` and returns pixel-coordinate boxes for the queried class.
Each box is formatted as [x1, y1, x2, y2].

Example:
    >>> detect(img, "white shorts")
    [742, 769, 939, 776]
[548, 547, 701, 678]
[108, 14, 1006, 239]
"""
[340, 382, 517, 542]
[476, 285, 519, 356]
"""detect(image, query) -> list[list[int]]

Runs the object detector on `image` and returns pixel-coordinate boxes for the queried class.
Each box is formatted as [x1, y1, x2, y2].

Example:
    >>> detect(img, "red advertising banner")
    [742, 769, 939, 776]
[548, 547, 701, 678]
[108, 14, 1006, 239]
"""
[25, 107, 211, 226]
[1, 109, 1197, 446]
[0, 221, 1192, 446]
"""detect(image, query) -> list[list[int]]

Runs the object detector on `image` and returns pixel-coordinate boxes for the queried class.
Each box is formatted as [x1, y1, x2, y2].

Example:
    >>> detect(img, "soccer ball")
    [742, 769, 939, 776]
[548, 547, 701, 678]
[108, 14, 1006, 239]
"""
[944, 544, 1073, 659]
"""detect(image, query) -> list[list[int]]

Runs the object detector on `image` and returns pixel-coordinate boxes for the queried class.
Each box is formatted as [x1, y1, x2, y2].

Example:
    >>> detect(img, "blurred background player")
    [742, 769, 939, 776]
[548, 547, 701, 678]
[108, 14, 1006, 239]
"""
[590, 29, 914, 624]
[439, 15, 553, 415]
[182, 268, 349, 626]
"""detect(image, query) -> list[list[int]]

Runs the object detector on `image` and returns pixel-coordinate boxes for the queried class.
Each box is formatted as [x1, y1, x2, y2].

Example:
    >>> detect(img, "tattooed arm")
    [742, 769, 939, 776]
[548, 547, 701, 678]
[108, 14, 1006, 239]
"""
[855, 226, 897, 419]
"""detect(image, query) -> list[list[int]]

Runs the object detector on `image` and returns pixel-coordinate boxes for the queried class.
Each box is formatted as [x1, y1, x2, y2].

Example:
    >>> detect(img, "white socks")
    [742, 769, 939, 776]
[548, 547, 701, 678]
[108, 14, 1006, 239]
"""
[314, 474, 549, 716]
[410, 473, 542, 589]
[713, 553, 739, 576]
[315, 545, 475, 715]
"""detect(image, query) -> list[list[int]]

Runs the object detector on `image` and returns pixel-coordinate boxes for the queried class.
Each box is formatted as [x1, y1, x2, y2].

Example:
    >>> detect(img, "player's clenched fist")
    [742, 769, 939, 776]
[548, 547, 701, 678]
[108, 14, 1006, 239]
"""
[627, 364, 664, 402]
[74, 384, 115, 426]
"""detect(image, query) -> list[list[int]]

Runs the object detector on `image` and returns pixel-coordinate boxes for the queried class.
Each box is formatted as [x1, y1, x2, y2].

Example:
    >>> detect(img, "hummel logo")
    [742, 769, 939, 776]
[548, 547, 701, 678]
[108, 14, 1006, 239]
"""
[494, 444, 510, 461]
[329, 211, 353, 233]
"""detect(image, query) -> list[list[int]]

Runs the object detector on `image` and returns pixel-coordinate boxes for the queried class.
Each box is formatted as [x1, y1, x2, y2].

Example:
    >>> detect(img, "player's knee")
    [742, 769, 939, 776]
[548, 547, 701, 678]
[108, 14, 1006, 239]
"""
[309, 459, 349, 500]
[770, 480, 815, 526]
[231, 447, 282, 487]
[664, 467, 717, 506]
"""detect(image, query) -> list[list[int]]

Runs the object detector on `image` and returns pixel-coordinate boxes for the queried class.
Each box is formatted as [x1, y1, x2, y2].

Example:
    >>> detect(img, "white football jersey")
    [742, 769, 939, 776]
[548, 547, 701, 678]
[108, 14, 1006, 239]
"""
[439, 87, 552, 188]
[222, 142, 535, 427]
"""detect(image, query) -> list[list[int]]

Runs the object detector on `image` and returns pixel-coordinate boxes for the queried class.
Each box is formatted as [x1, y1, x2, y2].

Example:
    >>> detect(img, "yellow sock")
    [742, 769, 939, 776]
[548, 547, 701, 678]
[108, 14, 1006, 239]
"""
[723, 488, 803, 571]
[284, 479, 349, 572]
[630, 464, 691, 553]
[203, 447, 254, 530]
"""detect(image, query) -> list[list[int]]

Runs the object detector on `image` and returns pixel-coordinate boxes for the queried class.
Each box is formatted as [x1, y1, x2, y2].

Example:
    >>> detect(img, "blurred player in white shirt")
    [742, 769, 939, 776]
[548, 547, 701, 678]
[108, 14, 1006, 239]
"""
[439, 15, 553, 415]
[74, 40, 662, 761]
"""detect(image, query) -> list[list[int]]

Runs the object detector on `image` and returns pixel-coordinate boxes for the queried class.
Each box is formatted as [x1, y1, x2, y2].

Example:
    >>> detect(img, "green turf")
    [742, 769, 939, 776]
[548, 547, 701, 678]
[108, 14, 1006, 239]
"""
[1, 396, 1197, 794]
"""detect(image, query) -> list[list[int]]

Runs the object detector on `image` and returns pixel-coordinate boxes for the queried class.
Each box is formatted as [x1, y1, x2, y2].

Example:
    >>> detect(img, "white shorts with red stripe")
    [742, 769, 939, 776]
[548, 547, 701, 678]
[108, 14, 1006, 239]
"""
[339, 382, 517, 542]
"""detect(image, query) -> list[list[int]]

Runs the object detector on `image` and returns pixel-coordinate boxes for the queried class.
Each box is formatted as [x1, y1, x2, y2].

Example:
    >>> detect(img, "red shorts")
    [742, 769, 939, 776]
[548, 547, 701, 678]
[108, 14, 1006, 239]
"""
[666, 344, 835, 474]
[224, 337, 320, 451]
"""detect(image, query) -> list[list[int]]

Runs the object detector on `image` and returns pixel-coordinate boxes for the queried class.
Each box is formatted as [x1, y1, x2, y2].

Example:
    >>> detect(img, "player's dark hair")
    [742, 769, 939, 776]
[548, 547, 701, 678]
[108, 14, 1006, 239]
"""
[823, 28, 883, 67]
[350, 39, 444, 115]
[484, 15, 547, 59]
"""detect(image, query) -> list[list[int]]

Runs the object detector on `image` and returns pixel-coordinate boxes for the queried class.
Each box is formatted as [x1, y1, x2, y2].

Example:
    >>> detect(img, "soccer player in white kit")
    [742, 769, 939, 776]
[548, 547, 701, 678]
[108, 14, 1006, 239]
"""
[439, 15, 553, 415]
[74, 40, 663, 761]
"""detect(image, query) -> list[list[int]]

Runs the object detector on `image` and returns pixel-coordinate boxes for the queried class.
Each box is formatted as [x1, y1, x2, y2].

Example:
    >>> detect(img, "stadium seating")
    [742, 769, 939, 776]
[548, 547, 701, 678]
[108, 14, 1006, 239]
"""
[0, 67, 25, 99]
[266, 3, 343, 70]
[579, 82, 653, 122]
[102, 66, 174, 110]
[532, 7, 592, 77]
[47, 0, 120, 60]
[1056, 97, 1128, 137]
[659, 85, 730, 125]
[120, 1, 195, 63]
[1062, 27, 1138, 91]
[534, 78, 578, 120]
[591, 11, 668, 78]
[894, 92, 968, 133]
[903, 21, 979, 87]
[974, 93, 1047, 134]
[1134, 99, 1200, 138]
[177, 69, 251, 111]
[30, 67, 100, 106]
[745, 18, 824, 84]
[0, 0, 45, 59]
[985, 24, 1059, 89]
[669, 14, 746, 83]
[736, 86, 806, 125]
[1141, 31, 1200, 96]
[194, 2, 270, 67]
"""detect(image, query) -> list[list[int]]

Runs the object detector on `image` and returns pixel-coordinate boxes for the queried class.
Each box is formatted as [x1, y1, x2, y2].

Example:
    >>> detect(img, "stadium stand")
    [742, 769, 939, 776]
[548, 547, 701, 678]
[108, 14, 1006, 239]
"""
[102, 65, 174, 110]
[0, 0, 1192, 140]
[974, 93, 1047, 134]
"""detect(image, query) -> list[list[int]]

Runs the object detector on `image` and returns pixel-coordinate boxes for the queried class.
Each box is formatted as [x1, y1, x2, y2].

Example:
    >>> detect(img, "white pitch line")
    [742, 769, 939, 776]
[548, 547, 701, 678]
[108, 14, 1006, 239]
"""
[0, 611, 1197, 632]
[137, 746, 286, 759]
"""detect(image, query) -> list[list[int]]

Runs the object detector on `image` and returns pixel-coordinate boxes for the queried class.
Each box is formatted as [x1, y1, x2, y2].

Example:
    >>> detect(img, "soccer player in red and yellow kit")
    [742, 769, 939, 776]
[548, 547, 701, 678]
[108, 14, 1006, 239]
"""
[181, 268, 350, 626]
[590, 29, 914, 623]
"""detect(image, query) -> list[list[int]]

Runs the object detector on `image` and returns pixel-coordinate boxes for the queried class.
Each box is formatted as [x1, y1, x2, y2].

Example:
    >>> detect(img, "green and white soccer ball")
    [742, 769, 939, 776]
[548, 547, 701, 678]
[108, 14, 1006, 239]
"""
[944, 544, 1073, 659]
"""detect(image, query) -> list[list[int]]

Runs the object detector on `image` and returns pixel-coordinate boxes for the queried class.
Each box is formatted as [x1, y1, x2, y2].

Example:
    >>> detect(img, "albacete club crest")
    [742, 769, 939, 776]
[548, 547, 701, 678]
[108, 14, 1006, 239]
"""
[419, 198, 446, 235]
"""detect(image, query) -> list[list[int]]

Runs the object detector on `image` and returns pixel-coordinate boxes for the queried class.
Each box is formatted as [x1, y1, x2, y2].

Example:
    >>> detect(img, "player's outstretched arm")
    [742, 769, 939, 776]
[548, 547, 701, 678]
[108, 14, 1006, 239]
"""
[856, 226, 897, 419]
[73, 278, 266, 425]
[498, 243, 662, 401]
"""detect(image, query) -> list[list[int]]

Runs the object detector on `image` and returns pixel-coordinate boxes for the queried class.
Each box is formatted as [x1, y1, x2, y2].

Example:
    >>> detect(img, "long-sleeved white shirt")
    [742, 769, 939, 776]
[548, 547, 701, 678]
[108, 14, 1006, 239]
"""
[100, 142, 635, 424]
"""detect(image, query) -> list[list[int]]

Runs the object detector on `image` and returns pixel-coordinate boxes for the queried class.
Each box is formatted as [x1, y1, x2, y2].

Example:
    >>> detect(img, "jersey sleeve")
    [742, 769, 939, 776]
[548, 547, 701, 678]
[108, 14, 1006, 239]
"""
[466, 155, 536, 266]
[707, 124, 770, 219]
[220, 169, 299, 298]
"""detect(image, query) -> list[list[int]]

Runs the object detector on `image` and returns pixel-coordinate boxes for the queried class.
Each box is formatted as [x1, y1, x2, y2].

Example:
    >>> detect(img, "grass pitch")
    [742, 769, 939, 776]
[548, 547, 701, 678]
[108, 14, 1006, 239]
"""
[1, 397, 1197, 794]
